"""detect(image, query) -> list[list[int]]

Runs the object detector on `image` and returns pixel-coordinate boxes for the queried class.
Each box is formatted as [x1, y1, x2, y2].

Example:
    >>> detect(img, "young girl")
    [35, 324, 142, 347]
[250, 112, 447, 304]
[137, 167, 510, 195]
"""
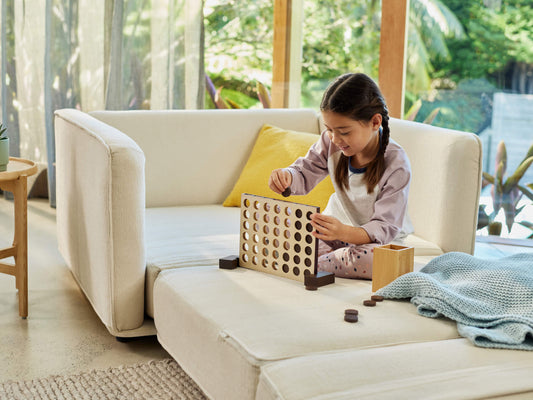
[269, 73, 412, 279]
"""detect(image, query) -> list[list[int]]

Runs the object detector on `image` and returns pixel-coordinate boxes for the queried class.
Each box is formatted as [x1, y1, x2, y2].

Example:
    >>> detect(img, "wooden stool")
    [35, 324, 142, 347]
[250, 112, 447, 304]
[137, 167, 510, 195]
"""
[0, 157, 38, 318]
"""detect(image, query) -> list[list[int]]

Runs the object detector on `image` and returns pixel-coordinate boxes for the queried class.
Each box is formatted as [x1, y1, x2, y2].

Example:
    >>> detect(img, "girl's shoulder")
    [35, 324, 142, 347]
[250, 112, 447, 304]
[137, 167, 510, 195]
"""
[385, 138, 410, 166]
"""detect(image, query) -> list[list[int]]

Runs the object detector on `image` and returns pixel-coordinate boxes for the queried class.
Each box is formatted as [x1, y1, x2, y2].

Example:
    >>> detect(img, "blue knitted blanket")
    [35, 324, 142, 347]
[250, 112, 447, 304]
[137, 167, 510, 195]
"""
[375, 252, 533, 350]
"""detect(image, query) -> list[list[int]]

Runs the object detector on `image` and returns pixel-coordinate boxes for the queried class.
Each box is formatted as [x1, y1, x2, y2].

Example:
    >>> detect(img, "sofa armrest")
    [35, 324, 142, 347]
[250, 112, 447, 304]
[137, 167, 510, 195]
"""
[55, 108, 146, 334]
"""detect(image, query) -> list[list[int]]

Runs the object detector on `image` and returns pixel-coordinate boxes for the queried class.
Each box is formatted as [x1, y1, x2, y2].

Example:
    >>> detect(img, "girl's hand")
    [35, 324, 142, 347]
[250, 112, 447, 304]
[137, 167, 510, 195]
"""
[310, 213, 348, 242]
[269, 169, 292, 194]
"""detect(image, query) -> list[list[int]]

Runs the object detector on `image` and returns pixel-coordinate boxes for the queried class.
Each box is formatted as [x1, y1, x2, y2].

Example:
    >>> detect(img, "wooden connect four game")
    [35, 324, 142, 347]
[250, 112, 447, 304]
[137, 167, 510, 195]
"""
[239, 193, 320, 283]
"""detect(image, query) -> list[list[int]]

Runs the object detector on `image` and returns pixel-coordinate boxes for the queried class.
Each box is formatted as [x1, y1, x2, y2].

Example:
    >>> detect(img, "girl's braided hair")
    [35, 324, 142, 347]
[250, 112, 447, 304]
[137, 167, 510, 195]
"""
[320, 73, 390, 194]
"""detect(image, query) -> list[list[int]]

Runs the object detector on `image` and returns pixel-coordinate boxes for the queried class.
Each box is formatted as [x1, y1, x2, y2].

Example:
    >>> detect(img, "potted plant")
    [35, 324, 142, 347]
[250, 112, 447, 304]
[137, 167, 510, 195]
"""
[478, 141, 533, 237]
[0, 123, 8, 172]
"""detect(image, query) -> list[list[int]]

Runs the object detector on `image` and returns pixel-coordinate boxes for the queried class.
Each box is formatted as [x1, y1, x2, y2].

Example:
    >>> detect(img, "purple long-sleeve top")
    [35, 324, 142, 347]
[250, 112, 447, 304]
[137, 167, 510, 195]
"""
[286, 130, 413, 245]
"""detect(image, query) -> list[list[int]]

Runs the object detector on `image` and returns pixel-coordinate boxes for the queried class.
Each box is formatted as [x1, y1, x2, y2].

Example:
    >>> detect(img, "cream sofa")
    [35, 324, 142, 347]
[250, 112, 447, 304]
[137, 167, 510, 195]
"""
[54, 108, 533, 399]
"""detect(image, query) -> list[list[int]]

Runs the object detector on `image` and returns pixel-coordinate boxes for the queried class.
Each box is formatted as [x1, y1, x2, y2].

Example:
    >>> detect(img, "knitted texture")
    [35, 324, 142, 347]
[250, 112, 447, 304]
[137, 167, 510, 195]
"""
[376, 252, 533, 350]
[0, 359, 207, 400]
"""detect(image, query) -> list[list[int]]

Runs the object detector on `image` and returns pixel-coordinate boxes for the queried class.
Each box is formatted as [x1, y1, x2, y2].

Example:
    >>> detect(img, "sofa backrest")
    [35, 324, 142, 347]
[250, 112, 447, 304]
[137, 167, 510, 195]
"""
[90, 109, 321, 208]
[390, 118, 482, 254]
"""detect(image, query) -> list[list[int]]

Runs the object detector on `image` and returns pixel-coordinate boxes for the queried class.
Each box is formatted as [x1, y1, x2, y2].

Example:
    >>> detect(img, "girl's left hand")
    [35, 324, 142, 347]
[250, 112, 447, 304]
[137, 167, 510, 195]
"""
[310, 213, 347, 242]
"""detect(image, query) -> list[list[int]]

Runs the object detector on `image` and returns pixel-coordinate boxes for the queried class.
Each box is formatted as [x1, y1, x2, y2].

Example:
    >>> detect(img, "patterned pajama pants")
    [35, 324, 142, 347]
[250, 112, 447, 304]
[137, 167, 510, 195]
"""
[317, 240, 380, 279]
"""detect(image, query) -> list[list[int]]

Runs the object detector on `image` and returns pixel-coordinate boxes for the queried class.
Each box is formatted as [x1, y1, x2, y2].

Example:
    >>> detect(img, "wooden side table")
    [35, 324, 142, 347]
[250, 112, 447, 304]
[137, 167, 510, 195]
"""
[0, 157, 38, 318]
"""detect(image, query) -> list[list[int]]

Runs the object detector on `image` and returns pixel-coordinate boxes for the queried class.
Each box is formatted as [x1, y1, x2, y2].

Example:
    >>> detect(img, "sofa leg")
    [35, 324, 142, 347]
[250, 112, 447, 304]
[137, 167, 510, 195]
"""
[115, 335, 156, 343]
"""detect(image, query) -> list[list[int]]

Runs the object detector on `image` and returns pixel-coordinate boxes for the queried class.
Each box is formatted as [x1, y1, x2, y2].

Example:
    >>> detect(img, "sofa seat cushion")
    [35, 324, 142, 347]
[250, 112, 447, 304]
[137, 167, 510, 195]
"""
[392, 233, 443, 256]
[154, 265, 460, 400]
[144, 205, 240, 317]
[256, 339, 533, 400]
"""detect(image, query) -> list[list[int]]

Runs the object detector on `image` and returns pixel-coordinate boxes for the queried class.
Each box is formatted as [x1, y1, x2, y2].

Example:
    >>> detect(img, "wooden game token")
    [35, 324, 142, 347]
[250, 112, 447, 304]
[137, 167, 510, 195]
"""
[281, 187, 291, 197]
[219, 255, 239, 269]
[371, 295, 384, 302]
[363, 299, 376, 307]
[344, 309, 359, 316]
[344, 314, 358, 323]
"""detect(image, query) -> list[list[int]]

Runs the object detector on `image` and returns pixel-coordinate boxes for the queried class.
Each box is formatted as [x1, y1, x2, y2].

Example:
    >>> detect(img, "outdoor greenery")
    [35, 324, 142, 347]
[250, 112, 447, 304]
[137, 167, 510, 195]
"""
[0, 0, 531, 235]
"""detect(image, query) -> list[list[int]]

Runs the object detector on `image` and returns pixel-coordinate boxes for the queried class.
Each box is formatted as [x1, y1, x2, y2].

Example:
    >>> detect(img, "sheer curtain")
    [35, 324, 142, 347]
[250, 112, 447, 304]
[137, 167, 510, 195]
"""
[0, 0, 205, 207]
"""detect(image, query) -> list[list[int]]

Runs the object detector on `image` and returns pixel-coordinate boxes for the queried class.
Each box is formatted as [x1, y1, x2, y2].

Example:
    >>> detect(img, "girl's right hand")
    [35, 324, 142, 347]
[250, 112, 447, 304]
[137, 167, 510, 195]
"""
[269, 169, 292, 194]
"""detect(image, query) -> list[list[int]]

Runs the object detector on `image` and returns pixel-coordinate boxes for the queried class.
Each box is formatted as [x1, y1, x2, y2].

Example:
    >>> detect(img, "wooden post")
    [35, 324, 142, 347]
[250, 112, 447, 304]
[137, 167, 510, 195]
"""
[272, 0, 291, 108]
[378, 0, 409, 119]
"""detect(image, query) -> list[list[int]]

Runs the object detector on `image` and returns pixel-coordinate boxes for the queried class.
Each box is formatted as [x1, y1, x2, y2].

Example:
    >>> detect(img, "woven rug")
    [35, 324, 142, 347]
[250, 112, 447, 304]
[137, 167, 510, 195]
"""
[0, 359, 207, 400]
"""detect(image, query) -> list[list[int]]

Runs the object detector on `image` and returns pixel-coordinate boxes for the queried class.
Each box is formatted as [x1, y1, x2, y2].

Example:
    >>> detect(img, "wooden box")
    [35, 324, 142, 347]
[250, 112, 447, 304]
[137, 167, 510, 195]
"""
[372, 244, 414, 292]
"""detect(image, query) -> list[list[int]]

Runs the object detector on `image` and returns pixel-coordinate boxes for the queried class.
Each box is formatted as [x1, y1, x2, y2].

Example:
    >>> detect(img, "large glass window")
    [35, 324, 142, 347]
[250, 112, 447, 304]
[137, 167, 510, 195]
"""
[405, 0, 533, 240]
[203, 0, 273, 109]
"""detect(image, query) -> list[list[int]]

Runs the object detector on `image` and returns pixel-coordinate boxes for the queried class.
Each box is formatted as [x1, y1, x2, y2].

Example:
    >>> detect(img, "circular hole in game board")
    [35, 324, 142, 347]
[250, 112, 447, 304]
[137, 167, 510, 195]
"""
[295, 209, 303, 218]
[254, 201, 260, 210]
[252, 256, 259, 265]
[274, 216, 281, 225]
[253, 245, 259, 254]
[264, 215, 270, 223]
[284, 218, 291, 228]
[273, 250, 279, 259]
[254, 212, 260, 221]
[272, 261, 279, 270]
[253, 234, 259, 243]
[294, 232, 302, 242]
[262, 248, 269, 257]
[243, 221, 250, 230]
[263, 237, 270, 246]
[273, 238, 280, 248]
[242, 254, 249, 263]
[283, 253, 290, 262]
[264, 203, 270, 212]
[253, 223, 259, 232]
[263, 226, 270, 235]
[242, 243, 249, 252]
[285, 207, 292, 216]
[274, 227, 280, 236]
[306, 223, 313, 232]
[274, 204, 281, 214]
[283, 241, 290, 250]
[243, 232, 249, 241]
[305, 246, 312, 255]
[244, 209, 250, 219]
[304, 269, 311, 276]
[295, 220, 302, 230]
[293, 255, 301, 264]
[282, 264, 289, 273]
[284, 230, 291, 239]
[293, 267, 300, 276]
[306, 211, 313, 220]
[305, 258, 312, 267]
[294, 244, 301, 253]
[262, 259, 268, 268]
[243, 198, 250, 208]
[305, 235, 313, 244]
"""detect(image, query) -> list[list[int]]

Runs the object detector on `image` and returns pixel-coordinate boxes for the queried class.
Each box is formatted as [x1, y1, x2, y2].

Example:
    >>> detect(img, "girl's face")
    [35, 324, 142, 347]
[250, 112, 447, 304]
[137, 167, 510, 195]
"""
[321, 110, 382, 158]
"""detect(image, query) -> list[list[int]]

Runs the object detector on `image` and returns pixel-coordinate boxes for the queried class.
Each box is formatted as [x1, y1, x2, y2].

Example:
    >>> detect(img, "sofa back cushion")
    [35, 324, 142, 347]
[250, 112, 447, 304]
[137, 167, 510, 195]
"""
[91, 109, 320, 208]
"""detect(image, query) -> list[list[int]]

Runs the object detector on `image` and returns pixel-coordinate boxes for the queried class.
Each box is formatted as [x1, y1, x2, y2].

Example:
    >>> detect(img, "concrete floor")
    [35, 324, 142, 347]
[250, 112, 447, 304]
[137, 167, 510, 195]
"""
[0, 197, 531, 383]
[0, 198, 169, 383]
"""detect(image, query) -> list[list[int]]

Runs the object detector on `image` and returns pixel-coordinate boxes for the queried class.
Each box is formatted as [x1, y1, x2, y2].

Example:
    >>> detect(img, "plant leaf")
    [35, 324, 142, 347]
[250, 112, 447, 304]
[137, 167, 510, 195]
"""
[518, 184, 533, 202]
[494, 141, 507, 178]
[503, 156, 533, 193]
[205, 74, 217, 107]
[404, 99, 422, 121]
[518, 220, 533, 231]
[482, 171, 495, 184]
[256, 81, 271, 108]
[502, 200, 516, 233]
[226, 98, 241, 109]
[215, 87, 228, 109]
[518, 143, 533, 166]
[423, 107, 440, 125]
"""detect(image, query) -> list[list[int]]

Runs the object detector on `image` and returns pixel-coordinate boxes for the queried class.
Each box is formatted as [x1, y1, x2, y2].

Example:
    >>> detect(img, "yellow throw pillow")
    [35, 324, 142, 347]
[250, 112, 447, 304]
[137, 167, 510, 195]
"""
[223, 124, 334, 210]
